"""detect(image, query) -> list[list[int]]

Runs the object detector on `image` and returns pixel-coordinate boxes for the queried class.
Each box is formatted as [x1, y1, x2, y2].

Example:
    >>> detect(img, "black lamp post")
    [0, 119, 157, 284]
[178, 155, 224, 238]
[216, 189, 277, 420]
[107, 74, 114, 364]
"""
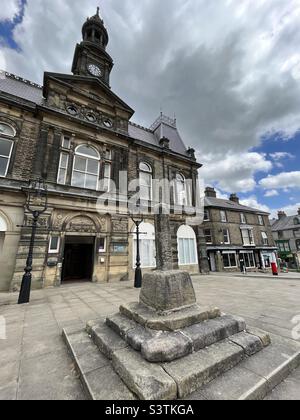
[131, 214, 144, 289]
[18, 179, 48, 305]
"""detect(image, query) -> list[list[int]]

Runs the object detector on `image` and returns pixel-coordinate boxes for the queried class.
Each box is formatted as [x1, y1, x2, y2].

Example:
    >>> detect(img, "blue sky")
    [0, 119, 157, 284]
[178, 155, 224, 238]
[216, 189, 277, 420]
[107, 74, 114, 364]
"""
[0, 0, 299, 218]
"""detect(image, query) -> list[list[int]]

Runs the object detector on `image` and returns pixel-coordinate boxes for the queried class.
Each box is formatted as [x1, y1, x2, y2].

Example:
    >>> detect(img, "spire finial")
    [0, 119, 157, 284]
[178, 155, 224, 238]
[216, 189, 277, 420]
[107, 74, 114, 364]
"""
[96, 6, 100, 16]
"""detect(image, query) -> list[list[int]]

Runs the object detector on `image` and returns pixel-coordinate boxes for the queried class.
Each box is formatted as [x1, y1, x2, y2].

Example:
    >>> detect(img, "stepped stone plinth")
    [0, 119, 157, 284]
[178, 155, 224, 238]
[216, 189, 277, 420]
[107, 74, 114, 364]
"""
[62, 215, 300, 400]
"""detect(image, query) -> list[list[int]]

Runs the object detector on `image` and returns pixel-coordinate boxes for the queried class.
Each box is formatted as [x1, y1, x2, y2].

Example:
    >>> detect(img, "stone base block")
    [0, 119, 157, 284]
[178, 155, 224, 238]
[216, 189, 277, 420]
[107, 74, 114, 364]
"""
[120, 302, 221, 331]
[140, 270, 196, 312]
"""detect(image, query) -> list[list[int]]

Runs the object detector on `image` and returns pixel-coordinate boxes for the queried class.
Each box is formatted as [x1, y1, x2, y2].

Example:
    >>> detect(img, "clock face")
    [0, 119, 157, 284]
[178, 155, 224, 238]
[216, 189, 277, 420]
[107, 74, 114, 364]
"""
[87, 63, 102, 77]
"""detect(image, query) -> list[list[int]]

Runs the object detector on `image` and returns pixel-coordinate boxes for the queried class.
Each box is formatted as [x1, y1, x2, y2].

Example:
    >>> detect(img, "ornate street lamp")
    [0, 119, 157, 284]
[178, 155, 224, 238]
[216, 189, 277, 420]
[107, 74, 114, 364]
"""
[130, 207, 144, 289]
[18, 179, 48, 305]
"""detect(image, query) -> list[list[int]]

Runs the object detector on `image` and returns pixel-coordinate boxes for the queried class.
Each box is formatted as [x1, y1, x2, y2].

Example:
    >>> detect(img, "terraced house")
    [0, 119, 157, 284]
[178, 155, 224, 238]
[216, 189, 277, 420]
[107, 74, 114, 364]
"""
[202, 187, 277, 272]
[271, 210, 300, 270]
[0, 9, 209, 292]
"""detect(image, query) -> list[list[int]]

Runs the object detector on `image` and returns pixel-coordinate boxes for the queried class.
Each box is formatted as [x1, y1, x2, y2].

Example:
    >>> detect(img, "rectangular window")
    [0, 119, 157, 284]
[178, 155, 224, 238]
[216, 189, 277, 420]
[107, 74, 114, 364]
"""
[223, 229, 230, 244]
[204, 229, 212, 244]
[0, 138, 13, 177]
[241, 229, 255, 246]
[0, 232, 5, 253]
[204, 209, 210, 221]
[261, 232, 269, 246]
[220, 210, 227, 222]
[133, 239, 156, 268]
[49, 236, 60, 254]
[62, 136, 71, 149]
[258, 215, 264, 226]
[57, 153, 69, 185]
[240, 252, 256, 268]
[98, 238, 106, 253]
[223, 252, 237, 268]
[103, 163, 111, 192]
[240, 213, 246, 224]
[178, 238, 197, 265]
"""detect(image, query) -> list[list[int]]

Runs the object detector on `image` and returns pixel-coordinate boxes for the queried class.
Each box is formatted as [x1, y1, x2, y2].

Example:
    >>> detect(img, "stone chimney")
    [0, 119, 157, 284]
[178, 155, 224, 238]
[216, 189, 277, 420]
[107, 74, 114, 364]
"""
[205, 187, 217, 198]
[229, 193, 239, 204]
[278, 211, 287, 220]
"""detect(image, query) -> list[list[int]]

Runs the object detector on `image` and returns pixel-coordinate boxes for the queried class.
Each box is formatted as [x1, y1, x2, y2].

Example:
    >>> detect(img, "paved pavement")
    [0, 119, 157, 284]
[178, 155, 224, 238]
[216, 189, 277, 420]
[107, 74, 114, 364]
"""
[0, 274, 299, 400]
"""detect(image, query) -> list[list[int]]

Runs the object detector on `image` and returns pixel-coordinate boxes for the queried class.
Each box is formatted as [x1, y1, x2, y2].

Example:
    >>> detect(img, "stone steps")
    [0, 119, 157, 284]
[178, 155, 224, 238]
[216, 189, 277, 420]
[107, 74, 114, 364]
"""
[62, 327, 136, 400]
[63, 325, 300, 401]
[104, 312, 248, 362]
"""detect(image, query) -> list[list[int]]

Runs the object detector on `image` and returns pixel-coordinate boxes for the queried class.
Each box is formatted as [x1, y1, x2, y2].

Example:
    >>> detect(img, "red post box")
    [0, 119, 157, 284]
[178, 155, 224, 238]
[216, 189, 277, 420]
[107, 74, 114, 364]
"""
[271, 262, 278, 276]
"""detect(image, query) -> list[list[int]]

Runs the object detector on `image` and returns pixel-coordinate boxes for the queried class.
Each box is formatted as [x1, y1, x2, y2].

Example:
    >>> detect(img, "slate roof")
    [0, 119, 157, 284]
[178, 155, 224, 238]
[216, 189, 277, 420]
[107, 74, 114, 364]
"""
[204, 196, 270, 215]
[0, 71, 190, 158]
[0, 72, 44, 105]
[271, 215, 300, 231]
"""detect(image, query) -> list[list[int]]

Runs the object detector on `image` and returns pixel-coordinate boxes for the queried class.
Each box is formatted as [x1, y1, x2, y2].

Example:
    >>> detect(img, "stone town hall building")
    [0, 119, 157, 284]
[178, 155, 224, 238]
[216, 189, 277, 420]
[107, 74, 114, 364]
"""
[0, 10, 208, 292]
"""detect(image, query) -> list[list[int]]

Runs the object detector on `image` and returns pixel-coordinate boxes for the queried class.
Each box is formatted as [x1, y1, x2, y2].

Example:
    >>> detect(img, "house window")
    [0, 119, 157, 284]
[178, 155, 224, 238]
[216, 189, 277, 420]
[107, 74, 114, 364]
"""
[57, 153, 69, 185]
[223, 229, 230, 244]
[277, 241, 290, 252]
[278, 231, 284, 239]
[103, 162, 111, 192]
[240, 213, 246, 224]
[139, 162, 153, 201]
[98, 238, 106, 253]
[261, 232, 269, 246]
[241, 228, 255, 246]
[258, 215, 264, 226]
[240, 252, 256, 268]
[48, 236, 60, 254]
[72, 145, 100, 190]
[0, 214, 7, 253]
[133, 222, 156, 268]
[204, 209, 210, 221]
[0, 122, 15, 178]
[223, 252, 237, 268]
[62, 135, 71, 149]
[177, 225, 198, 266]
[220, 210, 227, 223]
[204, 229, 212, 244]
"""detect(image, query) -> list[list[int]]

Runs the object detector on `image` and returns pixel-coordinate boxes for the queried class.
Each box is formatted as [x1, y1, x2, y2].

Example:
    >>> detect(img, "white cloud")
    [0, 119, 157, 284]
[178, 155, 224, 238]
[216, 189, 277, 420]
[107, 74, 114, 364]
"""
[275, 202, 300, 217]
[1, 0, 300, 158]
[264, 189, 279, 197]
[199, 152, 272, 193]
[240, 196, 271, 214]
[270, 152, 295, 160]
[0, 1, 21, 22]
[260, 171, 300, 190]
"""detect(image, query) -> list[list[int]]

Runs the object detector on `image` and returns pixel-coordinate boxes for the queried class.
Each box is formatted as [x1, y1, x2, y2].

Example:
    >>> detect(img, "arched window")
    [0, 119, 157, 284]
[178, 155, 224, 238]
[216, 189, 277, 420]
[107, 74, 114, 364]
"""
[0, 214, 7, 253]
[133, 222, 156, 268]
[175, 173, 192, 206]
[72, 145, 100, 190]
[0, 122, 15, 178]
[177, 225, 198, 266]
[294, 217, 300, 225]
[139, 162, 152, 201]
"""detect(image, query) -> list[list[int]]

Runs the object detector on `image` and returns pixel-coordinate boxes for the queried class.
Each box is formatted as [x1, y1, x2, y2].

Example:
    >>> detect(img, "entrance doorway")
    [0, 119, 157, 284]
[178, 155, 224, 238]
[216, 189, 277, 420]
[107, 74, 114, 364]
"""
[62, 236, 95, 283]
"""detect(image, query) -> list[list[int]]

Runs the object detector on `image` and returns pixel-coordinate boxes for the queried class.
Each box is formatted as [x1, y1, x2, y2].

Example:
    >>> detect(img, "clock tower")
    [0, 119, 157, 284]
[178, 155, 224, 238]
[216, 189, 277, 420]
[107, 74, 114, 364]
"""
[71, 7, 114, 86]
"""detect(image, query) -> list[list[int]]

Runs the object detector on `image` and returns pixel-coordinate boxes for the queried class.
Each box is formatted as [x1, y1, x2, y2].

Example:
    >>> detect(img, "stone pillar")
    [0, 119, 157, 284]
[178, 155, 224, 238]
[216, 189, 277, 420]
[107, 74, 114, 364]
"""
[194, 226, 210, 274]
[154, 212, 173, 271]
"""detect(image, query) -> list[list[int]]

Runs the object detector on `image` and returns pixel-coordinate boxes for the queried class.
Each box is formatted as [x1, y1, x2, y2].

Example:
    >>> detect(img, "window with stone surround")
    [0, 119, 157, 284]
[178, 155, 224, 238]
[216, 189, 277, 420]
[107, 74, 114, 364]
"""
[0, 122, 15, 178]
[261, 232, 269, 246]
[57, 153, 69, 185]
[204, 209, 210, 221]
[223, 252, 237, 268]
[139, 162, 153, 201]
[72, 145, 100, 190]
[204, 229, 212, 244]
[241, 228, 255, 246]
[177, 225, 198, 266]
[220, 210, 227, 223]
[48, 236, 60, 254]
[240, 213, 246, 224]
[0, 214, 7, 253]
[223, 229, 230, 244]
[133, 222, 156, 268]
